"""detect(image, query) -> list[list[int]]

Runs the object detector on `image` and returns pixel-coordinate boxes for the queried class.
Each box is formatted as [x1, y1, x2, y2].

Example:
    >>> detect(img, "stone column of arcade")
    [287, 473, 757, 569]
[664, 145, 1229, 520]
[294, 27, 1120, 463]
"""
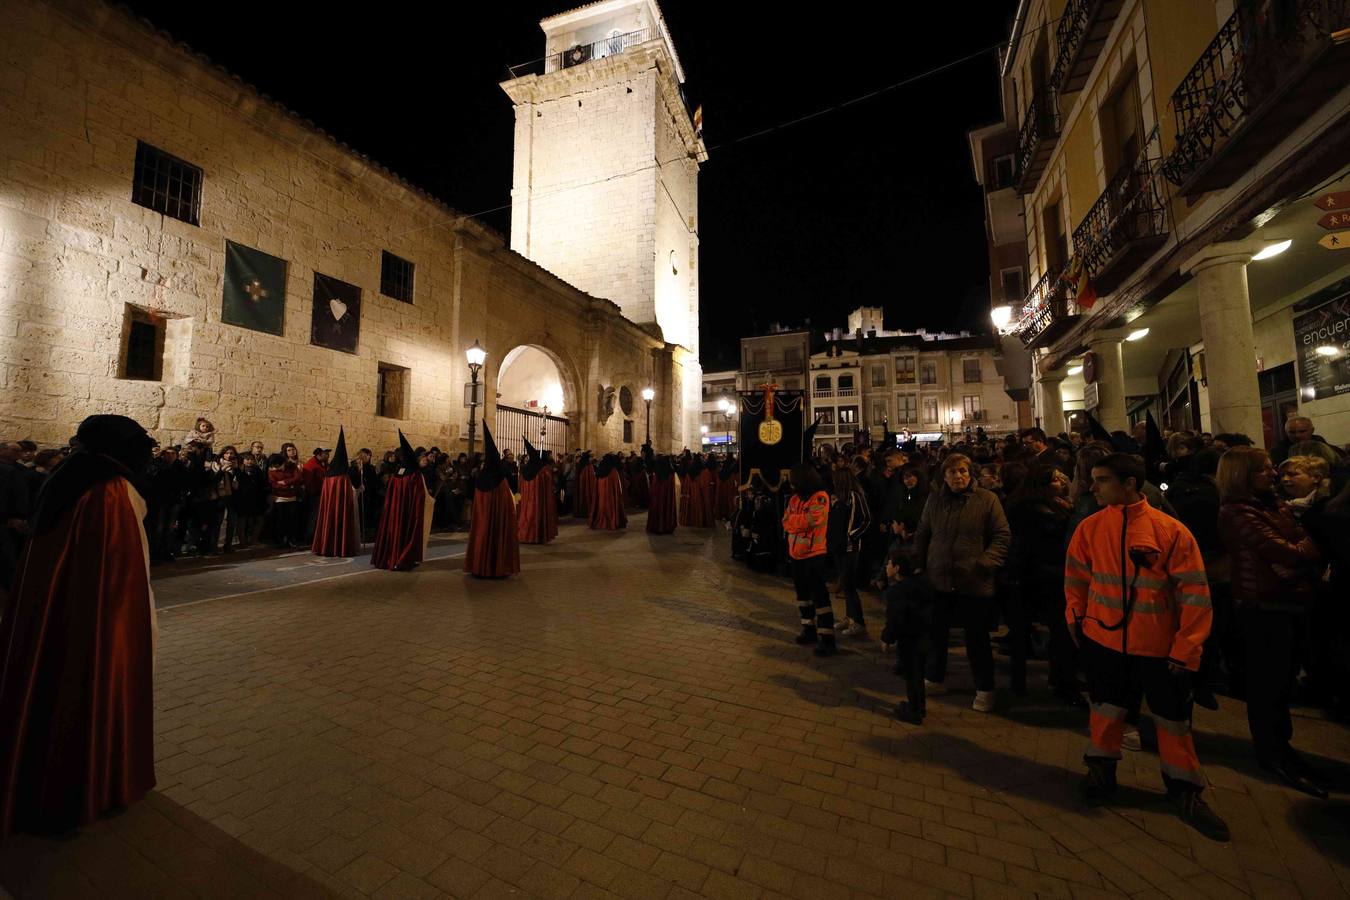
[1087, 330, 1129, 434]
[1036, 366, 1068, 434]
[1184, 241, 1266, 441]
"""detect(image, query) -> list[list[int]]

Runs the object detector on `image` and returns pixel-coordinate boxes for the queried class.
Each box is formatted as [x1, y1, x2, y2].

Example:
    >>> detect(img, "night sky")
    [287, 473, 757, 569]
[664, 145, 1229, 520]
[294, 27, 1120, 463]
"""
[120, 1, 1020, 369]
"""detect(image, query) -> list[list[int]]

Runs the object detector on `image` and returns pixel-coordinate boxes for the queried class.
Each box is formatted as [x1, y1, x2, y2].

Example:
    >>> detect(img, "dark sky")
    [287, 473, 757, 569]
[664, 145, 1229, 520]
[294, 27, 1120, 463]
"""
[120, 1, 1019, 370]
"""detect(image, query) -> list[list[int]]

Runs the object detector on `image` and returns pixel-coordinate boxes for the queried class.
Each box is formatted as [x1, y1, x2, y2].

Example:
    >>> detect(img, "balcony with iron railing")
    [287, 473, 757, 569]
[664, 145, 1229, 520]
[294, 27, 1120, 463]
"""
[1162, 0, 1350, 196]
[1014, 266, 1081, 349]
[507, 27, 657, 79]
[1049, 0, 1126, 96]
[1071, 126, 1170, 295]
[1015, 87, 1062, 194]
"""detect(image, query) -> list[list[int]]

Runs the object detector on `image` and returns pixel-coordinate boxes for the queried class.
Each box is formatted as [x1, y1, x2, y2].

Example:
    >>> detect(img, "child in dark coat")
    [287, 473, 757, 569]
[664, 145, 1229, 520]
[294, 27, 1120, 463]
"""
[880, 547, 935, 724]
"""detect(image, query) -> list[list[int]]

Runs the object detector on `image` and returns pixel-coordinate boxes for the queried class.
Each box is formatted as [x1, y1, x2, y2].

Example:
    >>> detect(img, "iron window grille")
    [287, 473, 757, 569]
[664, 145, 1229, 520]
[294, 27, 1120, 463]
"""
[380, 251, 415, 303]
[132, 141, 203, 226]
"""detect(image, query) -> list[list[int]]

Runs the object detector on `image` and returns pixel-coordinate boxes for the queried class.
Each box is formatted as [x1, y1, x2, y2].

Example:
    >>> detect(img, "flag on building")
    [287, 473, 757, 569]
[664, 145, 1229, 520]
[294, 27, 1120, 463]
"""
[1062, 256, 1098, 310]
[311, 273, 362, 354]
[222, 241, 287, 335]
[693, 104, 703, 138]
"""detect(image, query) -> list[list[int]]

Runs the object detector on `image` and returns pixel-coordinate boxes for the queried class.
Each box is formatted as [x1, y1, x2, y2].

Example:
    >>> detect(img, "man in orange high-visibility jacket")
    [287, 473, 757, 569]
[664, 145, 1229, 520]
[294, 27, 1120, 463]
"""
[1065, 453, 1229, 843]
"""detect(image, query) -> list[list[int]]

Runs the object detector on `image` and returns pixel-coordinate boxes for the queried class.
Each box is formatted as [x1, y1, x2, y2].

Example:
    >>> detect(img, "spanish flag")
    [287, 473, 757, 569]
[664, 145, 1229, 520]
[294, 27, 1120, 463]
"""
[1061, 256, 1097, 310]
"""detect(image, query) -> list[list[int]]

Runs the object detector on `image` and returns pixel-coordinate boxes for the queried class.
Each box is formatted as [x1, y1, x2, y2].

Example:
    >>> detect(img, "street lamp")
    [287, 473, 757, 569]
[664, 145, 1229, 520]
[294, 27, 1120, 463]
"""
[641, 386, 654, 444]
[719, 397, 736, 453]
[465, 339, 486, 458]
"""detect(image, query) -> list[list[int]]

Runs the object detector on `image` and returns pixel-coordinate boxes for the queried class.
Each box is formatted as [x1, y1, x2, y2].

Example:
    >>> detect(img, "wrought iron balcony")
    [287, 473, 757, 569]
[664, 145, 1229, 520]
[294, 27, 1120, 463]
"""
[1071, 127, 1169, 295]
[1050, 0, 1126, 95]
[1162, 0, 1350, 196]
[507, 27, 656, 79]
[1015, 88, 1062, 194]
[1014, 268, 1081, 349]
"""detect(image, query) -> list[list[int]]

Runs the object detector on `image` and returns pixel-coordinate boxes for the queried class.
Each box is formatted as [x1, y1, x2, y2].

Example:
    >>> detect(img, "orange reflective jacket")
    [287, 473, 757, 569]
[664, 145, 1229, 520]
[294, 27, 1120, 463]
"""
[782, 491, 829, 560]
[1064, 498, 1211, 670]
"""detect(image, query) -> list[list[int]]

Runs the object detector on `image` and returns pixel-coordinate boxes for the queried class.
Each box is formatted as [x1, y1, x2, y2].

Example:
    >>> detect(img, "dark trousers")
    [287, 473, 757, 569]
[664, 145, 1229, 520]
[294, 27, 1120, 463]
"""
[1199, 582, 1233, 690]
[1001, 583, 1028, 695]
[898, 636, 928, 713]
[1082, 639, 1202, 793]
[837, 549, 863, 625]
[272, 501, 301, 546]
[792, 555, 834, 639]
[1242, 605, 1301, 764]
[926, 591, 996, 691]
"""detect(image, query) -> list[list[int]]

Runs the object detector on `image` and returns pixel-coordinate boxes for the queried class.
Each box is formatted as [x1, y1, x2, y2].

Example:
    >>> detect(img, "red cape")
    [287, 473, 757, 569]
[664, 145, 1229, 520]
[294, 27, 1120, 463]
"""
[517, 468, 558, 545]
[647, 474, 677, 534]
[701, 469, 718, 518]
[311, 476, 360, 557]
[576, 464, 597, 518]
[679, 471, 713, 527]
[371, 473, 430, 571]
[716, 474, 739, 521]
[465, 480, 520, 577]
[629, 467, 650, 508]
[0, 477, 155, 836]
[589, 470, 627, 530]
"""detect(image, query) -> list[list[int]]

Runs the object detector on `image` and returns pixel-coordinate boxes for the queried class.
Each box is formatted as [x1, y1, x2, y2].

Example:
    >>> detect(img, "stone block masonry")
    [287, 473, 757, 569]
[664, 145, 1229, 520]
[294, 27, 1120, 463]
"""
[0, 0, 692, 453]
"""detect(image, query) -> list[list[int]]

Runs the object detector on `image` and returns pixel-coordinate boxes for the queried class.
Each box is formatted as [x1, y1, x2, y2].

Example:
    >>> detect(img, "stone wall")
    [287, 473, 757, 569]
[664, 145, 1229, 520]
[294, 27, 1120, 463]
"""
[0, 0, 689, 453]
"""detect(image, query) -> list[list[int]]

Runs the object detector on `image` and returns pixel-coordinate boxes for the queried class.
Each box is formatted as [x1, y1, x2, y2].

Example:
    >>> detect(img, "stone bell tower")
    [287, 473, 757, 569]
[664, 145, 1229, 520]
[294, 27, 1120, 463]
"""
[501, 0, 707, 369]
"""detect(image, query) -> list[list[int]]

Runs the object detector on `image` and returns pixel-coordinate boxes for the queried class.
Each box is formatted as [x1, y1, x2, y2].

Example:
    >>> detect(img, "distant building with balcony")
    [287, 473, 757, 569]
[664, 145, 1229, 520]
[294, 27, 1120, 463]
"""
[977, 0, 1350, 449]
[700, 369, 738, 450]
[739, 325, 811, 394]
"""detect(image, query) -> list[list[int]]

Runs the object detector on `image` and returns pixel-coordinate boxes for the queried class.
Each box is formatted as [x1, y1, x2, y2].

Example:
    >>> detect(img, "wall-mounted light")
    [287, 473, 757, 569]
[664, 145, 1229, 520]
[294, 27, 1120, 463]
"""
[990, 305, 1013, 331]
[1126, 328, 1150, 341]
[1252, 239, 1292, 261]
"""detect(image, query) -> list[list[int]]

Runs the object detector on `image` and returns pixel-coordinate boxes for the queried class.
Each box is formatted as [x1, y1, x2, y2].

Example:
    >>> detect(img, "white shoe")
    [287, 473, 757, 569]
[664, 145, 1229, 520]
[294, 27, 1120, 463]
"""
[1122, 728, 1141, 752]
[972, 690, 995, 713]
[924, 679, 946, 695]
[842, 622, 867, 638]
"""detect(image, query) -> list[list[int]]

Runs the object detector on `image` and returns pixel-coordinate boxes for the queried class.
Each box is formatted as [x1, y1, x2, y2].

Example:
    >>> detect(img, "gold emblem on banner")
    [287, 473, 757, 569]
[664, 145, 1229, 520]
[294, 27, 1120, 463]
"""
[757, 383, 782, 445]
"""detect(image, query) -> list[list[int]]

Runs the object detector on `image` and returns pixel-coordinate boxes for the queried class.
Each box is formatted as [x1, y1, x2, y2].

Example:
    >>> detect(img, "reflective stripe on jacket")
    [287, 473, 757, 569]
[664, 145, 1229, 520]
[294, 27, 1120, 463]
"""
[783, 491, 829, 560]
[1064, 498, 1211, 670]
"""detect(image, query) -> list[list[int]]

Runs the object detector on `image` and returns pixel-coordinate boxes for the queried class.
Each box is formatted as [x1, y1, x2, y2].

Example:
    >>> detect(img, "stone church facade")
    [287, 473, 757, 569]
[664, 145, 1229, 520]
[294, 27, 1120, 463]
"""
[0, 0, 703, 453]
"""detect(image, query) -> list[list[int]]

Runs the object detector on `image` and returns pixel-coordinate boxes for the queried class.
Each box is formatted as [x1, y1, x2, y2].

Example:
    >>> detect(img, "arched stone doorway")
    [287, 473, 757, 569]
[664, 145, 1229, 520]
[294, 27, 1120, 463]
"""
[496, 344, 575, 457]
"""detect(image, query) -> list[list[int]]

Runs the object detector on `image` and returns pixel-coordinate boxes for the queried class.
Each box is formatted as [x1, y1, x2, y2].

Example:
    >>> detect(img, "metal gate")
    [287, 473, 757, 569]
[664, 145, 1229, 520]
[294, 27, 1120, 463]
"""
[494, 405, 569, 458]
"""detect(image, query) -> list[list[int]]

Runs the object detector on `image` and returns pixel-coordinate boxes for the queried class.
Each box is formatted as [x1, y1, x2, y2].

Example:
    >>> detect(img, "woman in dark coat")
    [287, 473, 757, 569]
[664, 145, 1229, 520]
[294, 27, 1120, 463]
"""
[1216, 446, 1326, 797]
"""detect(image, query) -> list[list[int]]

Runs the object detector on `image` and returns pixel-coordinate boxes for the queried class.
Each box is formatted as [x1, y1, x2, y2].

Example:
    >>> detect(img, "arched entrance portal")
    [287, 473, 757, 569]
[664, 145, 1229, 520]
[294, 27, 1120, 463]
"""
[496, 345, 572, 458]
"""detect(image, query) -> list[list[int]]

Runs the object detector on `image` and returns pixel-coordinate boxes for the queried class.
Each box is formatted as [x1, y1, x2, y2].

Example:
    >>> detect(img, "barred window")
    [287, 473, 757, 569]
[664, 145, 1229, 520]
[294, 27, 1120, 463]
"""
[131, 141, 202, 226]
[380, 251, 415, 303]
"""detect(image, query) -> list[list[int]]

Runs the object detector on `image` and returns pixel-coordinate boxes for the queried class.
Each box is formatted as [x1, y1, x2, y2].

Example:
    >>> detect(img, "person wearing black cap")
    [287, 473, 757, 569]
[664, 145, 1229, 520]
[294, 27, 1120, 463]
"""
[371, 431, 434, 571]
[465, 422, 520, 577]
[311, 427, 360, 558]
[575, 451, 596, 519]
[0, 415, 157, 836]
[517, 436, 558, 545]
[646, 443, 678, 535]
[589, 453, 628, 531]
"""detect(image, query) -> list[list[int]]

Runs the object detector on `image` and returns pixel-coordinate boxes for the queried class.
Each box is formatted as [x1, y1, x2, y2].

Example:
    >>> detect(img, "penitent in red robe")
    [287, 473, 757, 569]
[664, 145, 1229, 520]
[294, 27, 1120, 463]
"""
[371, 473, 432, 571]
[701, 468, 718, 519]
[576, 464, 597, 519]
[716, 471, 740, 521]
[0, 477, 156, 836]
[311, 475, 361, 557]
[647, 473, 677, 534]
[465, 480, 520, 576]
[517, 466, 558, 544]
[589, 470, 627, 531]
[679, 472, 713, 528]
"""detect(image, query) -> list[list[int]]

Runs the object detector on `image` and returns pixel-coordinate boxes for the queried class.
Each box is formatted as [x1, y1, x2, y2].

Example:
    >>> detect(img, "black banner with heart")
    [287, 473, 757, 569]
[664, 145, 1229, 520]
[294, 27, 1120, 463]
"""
[311, 272, 361, 354]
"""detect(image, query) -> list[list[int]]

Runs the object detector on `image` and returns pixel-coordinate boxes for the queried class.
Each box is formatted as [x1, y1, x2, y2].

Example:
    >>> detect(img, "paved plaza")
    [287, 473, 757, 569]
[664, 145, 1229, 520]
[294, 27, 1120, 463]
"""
[2, 516, 1349, 899]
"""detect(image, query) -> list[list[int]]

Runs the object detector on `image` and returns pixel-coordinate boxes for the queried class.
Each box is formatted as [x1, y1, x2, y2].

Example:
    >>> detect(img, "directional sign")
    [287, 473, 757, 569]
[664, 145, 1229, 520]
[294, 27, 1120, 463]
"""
[1319, 231, 1350, 250]
[1313, 191, 1350, 211]
[1319, 211, 1350, 230]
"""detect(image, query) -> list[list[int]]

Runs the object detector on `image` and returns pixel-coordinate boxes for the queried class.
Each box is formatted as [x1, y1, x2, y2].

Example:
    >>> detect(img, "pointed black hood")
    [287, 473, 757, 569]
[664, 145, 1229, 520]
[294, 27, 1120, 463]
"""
[475, 421, 506, 491]
[803, 417, 820, 458]
[1084, 412, 1113, 445]
[326, 427, 350, 478]
[597, 453, 618, 478]
[688, 455, 705, 478]
[720, 455, 738, 480]
[521, 435, 544, 481]
[653, 453, 673, 480]
[397, 430, 419, 473]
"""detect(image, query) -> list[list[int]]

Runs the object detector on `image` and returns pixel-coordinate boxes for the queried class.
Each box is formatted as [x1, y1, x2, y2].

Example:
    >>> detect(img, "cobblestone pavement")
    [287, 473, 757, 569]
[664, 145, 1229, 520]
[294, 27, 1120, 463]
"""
[2, 515, 1348, 899]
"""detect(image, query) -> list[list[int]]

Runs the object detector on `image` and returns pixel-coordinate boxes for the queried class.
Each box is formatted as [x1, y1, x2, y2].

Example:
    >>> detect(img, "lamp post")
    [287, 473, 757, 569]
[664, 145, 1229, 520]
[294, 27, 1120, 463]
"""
[465, 339, 486, 458]
[719, 397, 735, 454]
[641, 386, 654, 444]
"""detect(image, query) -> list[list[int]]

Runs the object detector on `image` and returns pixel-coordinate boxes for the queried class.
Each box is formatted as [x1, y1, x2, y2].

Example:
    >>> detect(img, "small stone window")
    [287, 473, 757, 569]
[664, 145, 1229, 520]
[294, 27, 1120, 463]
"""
[131, 141, 203, 226]
[623, 420, 634, 443]
[376, 362, 410, 419]
[121, 309, 164, 381]
[380, 251, 415, 303]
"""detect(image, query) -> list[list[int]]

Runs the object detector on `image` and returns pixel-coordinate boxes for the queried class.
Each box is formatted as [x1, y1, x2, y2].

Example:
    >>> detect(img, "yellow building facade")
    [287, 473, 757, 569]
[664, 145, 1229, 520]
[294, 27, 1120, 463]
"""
[985, 0, 1350, 448]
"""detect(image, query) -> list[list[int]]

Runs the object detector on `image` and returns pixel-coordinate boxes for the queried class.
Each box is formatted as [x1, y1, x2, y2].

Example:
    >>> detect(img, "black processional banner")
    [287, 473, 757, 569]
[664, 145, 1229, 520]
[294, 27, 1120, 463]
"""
[222, 241, 287, 336]
[737, 387, 805, 492]
[311, 272, 362, 354]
